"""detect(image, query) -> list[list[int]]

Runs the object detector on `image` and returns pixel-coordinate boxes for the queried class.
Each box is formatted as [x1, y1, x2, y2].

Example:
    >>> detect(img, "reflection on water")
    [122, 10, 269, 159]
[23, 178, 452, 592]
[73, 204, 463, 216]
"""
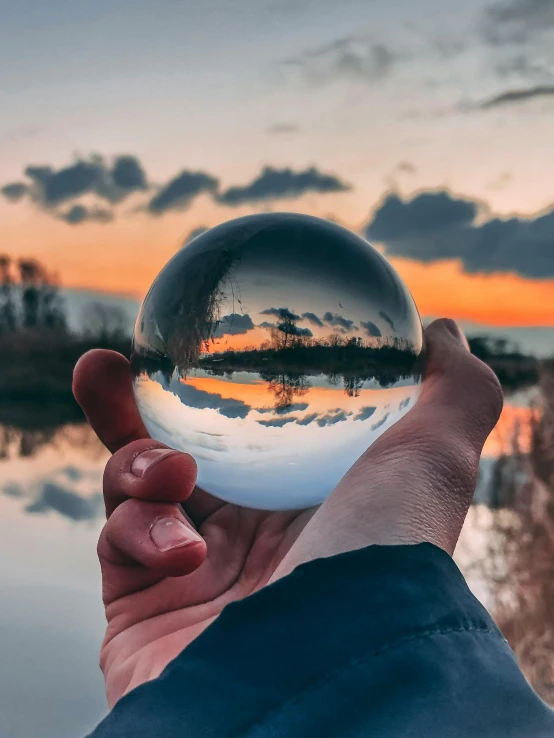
[0, 420, 109, 738]
[132, 213, 425, 509]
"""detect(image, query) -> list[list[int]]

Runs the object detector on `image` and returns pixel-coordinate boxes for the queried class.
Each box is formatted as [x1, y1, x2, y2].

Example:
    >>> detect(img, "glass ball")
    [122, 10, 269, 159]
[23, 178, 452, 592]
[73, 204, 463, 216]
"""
[131, 213, 424, 511]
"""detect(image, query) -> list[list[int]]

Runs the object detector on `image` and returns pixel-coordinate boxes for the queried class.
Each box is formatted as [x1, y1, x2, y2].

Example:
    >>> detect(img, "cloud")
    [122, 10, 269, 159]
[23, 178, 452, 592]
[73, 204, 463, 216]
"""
[368, 191, 477, 242]
[267, 123, 300, 135]
[480, 85, 554, 108]
[169, 378, 251, 419]
[296, 412, 319, 426]
[25, 483, 102, 521]
[257, 402, 309, 415]
[284, 36, 397, 84]
[483, 0, 554, 44]
[371, 412, 390, 431]
[365, 189, 554, 278]
[316, 410, 350, 426]
[148, 170, 219, 214]
[1, 182, 27, 201]
[1, 154, 148, 224]
[354, 406, 377, 421]
[2, 483, 24, 498]
[213, 313, 255, 337]
[217, 166, 350, 206]
[3, 156, 351, 222]
[184, 226, 209, 245]
[323, 312, 356, 330]
[379, 311, 395, 330]
[58, 204, 113, 225]
[257, 416, 298, 427]
[111, 155, 148, 191]
[261, 307, 301, 320]
[301, 312, 324, 327]
[396, 161, 417, 174]
[360, 320, 382, 338]
[26, 154, 147, 207]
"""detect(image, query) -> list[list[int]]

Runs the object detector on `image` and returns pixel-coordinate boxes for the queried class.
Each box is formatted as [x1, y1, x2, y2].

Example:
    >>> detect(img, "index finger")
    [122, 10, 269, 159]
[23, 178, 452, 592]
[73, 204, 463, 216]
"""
[73, 349, 150, 453]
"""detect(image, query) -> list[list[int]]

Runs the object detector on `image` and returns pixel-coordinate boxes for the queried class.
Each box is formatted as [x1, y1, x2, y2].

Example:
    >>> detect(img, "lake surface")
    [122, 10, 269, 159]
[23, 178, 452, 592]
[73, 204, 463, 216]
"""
[0, 396, 527, 737]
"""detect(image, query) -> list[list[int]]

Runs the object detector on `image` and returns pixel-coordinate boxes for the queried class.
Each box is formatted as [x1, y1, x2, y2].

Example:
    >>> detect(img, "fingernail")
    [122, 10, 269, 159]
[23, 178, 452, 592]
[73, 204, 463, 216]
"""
[131, 448, 176, 477]
[442, 319, 470, 351]
[150, 517, 201, 552]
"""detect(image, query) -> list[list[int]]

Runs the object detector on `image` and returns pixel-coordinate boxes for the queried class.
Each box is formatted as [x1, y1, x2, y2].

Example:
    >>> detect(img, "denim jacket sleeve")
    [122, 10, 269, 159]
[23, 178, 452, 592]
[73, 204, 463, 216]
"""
[86, 542, 554, 737]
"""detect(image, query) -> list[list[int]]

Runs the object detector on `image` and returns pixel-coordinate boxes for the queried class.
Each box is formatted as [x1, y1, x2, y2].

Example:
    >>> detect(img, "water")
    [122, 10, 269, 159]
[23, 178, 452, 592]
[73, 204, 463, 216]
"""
[0, 423, 109, 738]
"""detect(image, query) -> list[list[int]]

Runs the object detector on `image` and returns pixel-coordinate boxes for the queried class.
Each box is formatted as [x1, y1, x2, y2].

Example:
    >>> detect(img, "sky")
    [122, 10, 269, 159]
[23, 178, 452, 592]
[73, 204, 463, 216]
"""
[1, 0, 554, 328]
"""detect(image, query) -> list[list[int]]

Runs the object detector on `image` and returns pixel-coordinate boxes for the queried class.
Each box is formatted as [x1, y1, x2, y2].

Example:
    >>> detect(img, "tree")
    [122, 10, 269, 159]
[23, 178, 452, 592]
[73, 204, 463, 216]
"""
[0, 256, 67, 333]
[83, 302, 129, 342]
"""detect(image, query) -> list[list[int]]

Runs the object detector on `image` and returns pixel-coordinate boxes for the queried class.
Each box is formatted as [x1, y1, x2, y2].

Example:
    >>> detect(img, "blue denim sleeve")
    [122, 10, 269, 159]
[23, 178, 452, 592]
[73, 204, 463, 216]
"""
[86, 542, 554, 737]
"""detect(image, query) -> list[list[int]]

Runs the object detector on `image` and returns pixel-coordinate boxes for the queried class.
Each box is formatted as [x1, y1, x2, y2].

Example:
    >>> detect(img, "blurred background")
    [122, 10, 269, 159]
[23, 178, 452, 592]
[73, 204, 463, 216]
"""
[1, 0, 553, 735]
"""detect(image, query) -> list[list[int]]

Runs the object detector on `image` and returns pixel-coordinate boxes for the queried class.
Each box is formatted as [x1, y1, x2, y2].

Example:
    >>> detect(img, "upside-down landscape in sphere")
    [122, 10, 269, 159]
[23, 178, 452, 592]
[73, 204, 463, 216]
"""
[131, 213, 425, 510]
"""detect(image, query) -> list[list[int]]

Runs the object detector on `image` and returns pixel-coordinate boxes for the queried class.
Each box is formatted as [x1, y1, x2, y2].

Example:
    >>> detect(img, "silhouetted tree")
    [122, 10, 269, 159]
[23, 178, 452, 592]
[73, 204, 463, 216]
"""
[83, 302, 129, 342]
[0, 255, 66, 333]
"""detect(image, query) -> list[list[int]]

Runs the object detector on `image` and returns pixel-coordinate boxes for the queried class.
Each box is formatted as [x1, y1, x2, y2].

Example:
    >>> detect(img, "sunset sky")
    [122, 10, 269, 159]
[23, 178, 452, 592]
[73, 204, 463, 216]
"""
[1, 0, 553, 326]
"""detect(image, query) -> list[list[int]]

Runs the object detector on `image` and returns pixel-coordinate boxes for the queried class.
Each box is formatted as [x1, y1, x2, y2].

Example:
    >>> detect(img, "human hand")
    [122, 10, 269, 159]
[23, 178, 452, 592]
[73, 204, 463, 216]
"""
[73, 318, 502, 707]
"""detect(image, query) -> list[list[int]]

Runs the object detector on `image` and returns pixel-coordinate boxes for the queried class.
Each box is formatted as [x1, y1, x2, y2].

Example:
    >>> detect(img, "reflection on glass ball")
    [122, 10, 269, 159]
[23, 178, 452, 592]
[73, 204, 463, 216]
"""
[131, 213, 424, 511]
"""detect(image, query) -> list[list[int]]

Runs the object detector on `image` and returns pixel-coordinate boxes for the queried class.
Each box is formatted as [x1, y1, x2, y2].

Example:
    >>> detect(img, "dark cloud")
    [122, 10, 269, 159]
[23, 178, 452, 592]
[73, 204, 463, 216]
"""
[267, 123, 300, 135]
[276, 402, 309, 415]
[258, 402, 309, 415]
[62, 466, 84, 482]
[371, 412, 390, 431]
[259, 321, 276, 329]
[323, 312, 356, 331]
[1, 182, 27, 201]
[24, 155, 147, 207]
[360, 320, 382, 338]
[25, 483, 102, 521]
[111, 155, 148, 191]
[296, 412, 319, 426]
[301, 311, 324, 327]
[284, 36, 397, 84]
[184, 226, 209, 245]
[1, 154, 149, 225]
[217, 166, 350, 206]
[365, 189, 554, 278]
[148, 170, 219, 214]
[379, 311, 395, 331]
[480, 85, 554, 108]
[58, 204, 113, 225]
[316, 410, 349, 427]
[261, 307, 301, 321]
[257, 416, 298, 427]
[170, 378, 251, 419]
[399, 397, 411, 411]
[296, 327, 313, 337]
[213, 313, 255, 337]
[2, 483, 24, 498]
[368, 191, 477, 242]
[354, 406, 377, 421]
[483, 0, 554, 44]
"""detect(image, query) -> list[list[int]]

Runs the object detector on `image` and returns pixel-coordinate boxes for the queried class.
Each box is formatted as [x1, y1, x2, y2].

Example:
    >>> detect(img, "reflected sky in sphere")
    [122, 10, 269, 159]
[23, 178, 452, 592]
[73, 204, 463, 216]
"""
[132, 213, 425, 510]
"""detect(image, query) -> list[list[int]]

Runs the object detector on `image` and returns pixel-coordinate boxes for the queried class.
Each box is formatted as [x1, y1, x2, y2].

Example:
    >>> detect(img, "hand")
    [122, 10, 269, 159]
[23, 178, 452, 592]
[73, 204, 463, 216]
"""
[73, 318, 502, 708]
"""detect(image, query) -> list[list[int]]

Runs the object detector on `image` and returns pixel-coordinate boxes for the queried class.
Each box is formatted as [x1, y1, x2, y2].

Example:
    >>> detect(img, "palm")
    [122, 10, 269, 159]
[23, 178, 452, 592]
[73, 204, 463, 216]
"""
[101, 499, 313, 704]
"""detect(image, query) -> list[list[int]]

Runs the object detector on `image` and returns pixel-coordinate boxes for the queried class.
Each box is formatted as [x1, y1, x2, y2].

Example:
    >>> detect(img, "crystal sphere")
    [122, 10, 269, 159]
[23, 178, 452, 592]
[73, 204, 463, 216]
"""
[131, 213, 424, 510]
